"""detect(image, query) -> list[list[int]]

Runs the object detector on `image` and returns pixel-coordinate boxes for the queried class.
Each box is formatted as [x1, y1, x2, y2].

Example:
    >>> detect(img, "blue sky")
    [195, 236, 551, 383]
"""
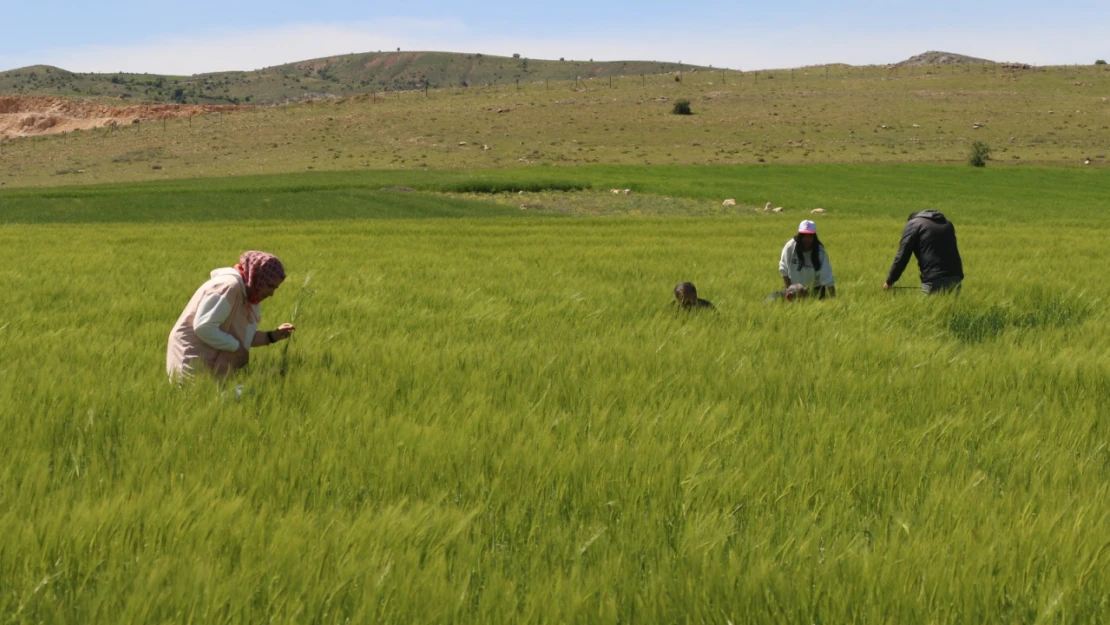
[2, 1, 1105, 74]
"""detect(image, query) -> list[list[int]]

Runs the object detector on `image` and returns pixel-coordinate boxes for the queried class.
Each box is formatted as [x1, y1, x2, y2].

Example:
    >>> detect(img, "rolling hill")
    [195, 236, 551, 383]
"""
[0, 52, 715, 105]
[897, 51, 996, 66]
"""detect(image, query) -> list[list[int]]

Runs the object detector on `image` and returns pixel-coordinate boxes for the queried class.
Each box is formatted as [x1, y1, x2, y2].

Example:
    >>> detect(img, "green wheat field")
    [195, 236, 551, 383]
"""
[1, 164, 1108, 623]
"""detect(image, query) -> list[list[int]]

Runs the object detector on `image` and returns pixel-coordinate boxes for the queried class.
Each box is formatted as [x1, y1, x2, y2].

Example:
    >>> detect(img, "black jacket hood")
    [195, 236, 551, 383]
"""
[915, 209, 947, 224]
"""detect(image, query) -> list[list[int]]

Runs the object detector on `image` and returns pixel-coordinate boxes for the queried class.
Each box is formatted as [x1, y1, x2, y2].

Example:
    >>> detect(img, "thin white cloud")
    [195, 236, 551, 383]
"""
[1, 21, 1105, 75]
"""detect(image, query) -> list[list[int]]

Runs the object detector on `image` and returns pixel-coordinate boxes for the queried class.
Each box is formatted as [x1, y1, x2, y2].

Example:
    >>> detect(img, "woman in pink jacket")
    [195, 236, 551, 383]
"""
[167, 251, 296, 381]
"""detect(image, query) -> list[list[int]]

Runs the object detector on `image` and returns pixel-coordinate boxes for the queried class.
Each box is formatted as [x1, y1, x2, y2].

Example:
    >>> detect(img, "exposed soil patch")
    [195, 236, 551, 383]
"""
[0, 96, 247, 140]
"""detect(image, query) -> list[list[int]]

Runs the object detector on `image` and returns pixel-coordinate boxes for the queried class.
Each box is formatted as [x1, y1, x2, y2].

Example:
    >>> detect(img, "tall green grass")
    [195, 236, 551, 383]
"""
[1, 212, 1107, 623]
[3, 163, 1109, 223]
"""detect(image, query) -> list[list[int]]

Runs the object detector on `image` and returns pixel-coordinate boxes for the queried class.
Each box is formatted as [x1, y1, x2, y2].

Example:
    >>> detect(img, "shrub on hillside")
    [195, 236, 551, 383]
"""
[1096, 59, 1107, 65]
[672, 99, 692, 115]
[969, 141, 992, 167]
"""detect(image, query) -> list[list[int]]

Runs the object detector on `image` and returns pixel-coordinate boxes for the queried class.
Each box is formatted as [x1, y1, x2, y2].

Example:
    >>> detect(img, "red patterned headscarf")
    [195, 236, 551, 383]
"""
[235, 251, 285, 305]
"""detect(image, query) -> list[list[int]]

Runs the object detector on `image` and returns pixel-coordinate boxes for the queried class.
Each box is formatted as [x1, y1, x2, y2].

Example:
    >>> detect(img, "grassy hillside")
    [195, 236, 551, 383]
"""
[0, 52, 714, 105]
[5, 43, 1110, 622]
[2, 62, 1108, 187]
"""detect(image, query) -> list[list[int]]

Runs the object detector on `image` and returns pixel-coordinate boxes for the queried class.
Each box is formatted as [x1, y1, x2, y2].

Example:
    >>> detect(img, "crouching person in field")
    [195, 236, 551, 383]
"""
[779, 220, 836, 299]
[167, 251, 296, 382]
[672, 282, 715, 310]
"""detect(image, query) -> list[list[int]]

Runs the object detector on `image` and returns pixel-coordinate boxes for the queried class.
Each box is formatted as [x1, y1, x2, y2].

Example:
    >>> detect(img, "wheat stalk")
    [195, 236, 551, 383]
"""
[280, 272, 314, 376]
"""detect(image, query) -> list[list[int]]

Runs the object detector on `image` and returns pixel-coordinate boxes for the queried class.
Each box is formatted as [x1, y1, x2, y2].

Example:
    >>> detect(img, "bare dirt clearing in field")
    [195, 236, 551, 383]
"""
[0, 96, 246, 140]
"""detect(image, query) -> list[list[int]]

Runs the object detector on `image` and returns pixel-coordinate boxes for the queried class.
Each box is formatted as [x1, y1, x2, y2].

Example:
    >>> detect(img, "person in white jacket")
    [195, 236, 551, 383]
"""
[778, 220, 836, 298]
[167, 251, 296, 380]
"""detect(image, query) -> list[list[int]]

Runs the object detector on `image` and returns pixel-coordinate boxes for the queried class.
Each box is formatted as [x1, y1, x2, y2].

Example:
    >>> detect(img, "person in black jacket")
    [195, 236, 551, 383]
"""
[883, 210, 964, 294]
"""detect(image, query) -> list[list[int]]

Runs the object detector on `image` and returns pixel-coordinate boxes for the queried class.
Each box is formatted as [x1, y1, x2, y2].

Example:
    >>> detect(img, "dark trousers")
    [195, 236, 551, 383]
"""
[922, 276, 962, 294]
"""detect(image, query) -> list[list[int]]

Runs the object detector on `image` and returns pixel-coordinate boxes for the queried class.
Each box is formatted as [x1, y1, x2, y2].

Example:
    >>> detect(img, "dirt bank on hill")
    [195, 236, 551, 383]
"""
[0, 96, 248, 140]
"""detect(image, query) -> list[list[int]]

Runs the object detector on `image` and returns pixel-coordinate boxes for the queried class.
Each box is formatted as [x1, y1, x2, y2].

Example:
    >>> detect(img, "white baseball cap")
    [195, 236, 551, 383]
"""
[798, 220, 817, 234]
